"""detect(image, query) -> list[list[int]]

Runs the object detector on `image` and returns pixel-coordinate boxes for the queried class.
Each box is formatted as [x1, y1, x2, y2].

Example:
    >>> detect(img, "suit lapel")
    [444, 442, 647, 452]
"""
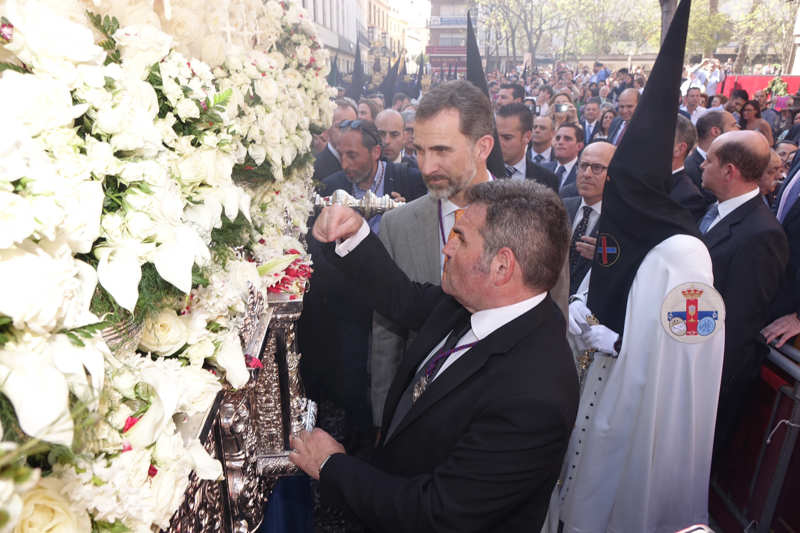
[382, 297, 551, 444]
[380, 300, 466, 431]
[702, 196, 759, 249]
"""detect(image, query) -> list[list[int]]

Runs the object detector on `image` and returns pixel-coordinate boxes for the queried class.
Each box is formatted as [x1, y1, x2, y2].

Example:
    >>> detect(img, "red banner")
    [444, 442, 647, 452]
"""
[720, 75, 800, 97]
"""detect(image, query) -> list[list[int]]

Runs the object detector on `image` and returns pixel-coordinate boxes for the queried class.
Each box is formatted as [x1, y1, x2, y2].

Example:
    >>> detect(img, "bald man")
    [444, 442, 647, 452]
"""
[698, 130, 788, 462]
[375, 109, 416, 168]
[608, 88, 639, 146]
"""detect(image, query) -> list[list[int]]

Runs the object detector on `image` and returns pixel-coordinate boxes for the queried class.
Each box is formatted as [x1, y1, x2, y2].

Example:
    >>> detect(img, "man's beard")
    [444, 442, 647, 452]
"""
[423, 164, 477, 201]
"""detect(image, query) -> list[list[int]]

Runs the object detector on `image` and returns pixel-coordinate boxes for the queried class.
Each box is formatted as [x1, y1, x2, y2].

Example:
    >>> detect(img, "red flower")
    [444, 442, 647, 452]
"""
[148, 464, 158, 477]
[122, 416, 140, 433]
[246, 355, 263, 369]
[121, 442, 132, 453]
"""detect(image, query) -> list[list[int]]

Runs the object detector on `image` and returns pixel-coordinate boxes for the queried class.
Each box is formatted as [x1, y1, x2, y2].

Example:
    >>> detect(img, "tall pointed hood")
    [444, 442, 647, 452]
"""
[326, 55, 339, 88]
[345, 41, 364, 101]
[411, 53, 423, 99]
[587, 0, 699, 337]
[379, 55, 401, 108]
[466, 10, 506, 180]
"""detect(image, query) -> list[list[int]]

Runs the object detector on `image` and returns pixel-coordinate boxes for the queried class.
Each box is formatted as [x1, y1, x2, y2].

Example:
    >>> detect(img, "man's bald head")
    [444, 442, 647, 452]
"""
[712, 130, 771, 182]
[375, 109, 405, 162]
[617, 88, 639, 122]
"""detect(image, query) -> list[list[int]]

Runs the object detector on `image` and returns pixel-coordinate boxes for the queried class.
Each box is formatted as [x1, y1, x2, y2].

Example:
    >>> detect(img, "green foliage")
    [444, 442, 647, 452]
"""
[0, 316, 11, 349]
[86, 11, 121, 65]
[0, 62, 29, 74]
[61, 321, 110, 347]
[92, 520, 131, 533]
[209, 212, 252, 266]
[767, 76, 789, 96]
[686, 0, 733, 57]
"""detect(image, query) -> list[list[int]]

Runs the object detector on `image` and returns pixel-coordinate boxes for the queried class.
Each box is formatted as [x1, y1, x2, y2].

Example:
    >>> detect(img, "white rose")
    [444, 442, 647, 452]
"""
[213, 332, 249, 388]
[138, 309, 189, 356]
[176, 98, 201, 121]
[114, 24, 173, 79]
[0, 72, 87, 137]
[183, 338, 215, 367]
[248, 144, 267, 166]
[0, 192, 34, 249]
[14, 477, 90, 533]
[295, 45, 312, 65]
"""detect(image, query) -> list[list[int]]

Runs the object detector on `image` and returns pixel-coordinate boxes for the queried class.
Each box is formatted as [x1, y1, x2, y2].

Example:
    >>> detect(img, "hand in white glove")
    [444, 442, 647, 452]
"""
[568, 299, 592, 336]
[582, 324, 620, 356]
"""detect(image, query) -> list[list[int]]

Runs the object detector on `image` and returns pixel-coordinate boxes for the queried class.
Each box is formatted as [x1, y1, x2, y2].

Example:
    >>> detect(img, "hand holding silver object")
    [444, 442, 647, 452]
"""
[314, 189, 405, 219]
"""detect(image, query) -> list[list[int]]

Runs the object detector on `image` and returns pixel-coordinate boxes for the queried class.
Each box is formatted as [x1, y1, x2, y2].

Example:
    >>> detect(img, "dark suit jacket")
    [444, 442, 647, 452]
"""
[607, 117, 625, 144]
[564, 196, 599, 294]
[319, 233, 579, 533]
[320, 161, 428, 202]
[580, 119, 598, 144]
[669, 169, 707, 221]
[312, 145, 342, 182]
[702, 195, 788, 446]
[684, 148, 716, 206]
[543, 160, 578, 198]
[772, 166, 800, 320]
[400, 154, 419, 169]
[525, 157, 560, 193]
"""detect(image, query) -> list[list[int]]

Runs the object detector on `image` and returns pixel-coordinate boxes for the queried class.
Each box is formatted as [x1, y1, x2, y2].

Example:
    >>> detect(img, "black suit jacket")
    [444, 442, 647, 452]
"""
[525, 157, 560, 193]
[312, 145, 342, 182]
[702, 195, 788, 445]
[320, 161, 428, 202]
[607, 117, 625, 144]
[669, 169, 707, 221]
[684, 148, 716, 206]
[319, 234, 579, 533]
[772, 167, 800, 319]
[580, 119, 597, 144]
[543, 160, 578, 198]
[564, 196, 599, 294]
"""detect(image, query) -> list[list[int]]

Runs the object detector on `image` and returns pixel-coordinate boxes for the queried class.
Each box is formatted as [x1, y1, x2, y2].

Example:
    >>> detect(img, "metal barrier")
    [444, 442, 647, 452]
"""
[710, 343, 800, 532]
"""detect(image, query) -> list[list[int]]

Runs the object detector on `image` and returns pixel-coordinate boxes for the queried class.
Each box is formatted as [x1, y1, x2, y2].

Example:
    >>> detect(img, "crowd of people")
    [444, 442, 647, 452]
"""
[285, 7, 800, 531]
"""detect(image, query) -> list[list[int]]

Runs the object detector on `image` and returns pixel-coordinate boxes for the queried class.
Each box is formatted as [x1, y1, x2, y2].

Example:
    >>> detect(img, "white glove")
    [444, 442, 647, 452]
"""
[582, 324, 620, 356]
[568, 299, 592, 336]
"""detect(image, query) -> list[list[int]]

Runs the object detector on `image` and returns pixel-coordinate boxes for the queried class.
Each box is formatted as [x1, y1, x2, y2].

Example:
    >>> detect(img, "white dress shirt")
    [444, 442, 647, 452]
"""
[696, 146, 707, 160]
[571, 199, 602, 236]
[705, 187, 760, 232]
[508, 156, 527, 181]
[556, 157, 578, 188]
[336, 220, 548, 383]
[679, 105, 709, 125]
[531, 146, 553, 162]
[327, 142, 341, 163]
[438, 198, 461, 271]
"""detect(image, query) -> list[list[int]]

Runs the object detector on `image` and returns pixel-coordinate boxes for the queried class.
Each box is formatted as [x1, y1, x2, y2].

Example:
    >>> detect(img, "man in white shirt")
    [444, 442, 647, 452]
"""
[564, 141, 615, 294]
[680, 87, 709, 125]
[291, 180, 578, 532]
[375, 109, 407, 164]
[698, 130, 788, 462]
[530, 115, 555, 164]
[543, 123, 584, 198]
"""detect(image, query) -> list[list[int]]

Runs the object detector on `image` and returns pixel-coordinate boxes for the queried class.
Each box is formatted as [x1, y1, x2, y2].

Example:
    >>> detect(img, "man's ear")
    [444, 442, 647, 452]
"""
[475, 134, 495, 162]
[492, 247, 516, 286]
[371, 144, 382, 161]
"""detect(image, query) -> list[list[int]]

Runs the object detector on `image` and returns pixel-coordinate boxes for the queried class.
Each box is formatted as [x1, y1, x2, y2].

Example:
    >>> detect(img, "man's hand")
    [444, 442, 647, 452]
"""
[312, 205, 364, 243]
[761, 313, 800, 348]
[288, 428, 345, 480]
[576, 235, 596, 261]
[568, 298, 592, 336]
[390, 191, 406, 203]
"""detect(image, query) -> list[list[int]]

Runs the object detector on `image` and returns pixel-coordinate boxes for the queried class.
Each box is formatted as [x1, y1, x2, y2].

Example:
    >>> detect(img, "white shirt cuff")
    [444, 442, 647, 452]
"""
[334, 219, 370, 257]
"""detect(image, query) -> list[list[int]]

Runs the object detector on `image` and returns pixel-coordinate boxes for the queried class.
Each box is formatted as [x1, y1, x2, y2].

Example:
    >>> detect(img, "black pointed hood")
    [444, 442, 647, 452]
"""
[379, 55, 400, 108]
[466, 10, 506, 180]
[345, 41, 363, 101]
[326, 55, 339, 88]
[587, 0, 699, 337]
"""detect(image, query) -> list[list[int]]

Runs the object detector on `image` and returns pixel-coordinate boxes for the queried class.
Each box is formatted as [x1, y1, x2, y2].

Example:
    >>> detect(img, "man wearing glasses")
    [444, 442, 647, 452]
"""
[562, 140, 615, 295]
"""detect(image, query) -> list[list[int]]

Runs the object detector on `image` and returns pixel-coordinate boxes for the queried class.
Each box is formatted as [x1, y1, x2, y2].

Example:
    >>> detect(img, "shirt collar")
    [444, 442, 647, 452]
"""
[441, 197, 461, 217]
[717, 187, 759, 220]
[328, 142, 340, 162]
[393, 152, 403, 164]
[512, 156, 526, 176]
[558, 157, 578, 174]
[672, 166, 685, 174]
[470, 292, 548, 340]
[534, 146, 552, 159]
[696, 146, 707, 159]
[578, 198, 602, 213]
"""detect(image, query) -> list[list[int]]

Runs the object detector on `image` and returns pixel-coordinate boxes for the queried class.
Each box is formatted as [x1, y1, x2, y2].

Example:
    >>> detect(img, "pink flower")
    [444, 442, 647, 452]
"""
[122, 416, 140, 433]
[121, 442, 132, 453]
[245, 355, 263, 369]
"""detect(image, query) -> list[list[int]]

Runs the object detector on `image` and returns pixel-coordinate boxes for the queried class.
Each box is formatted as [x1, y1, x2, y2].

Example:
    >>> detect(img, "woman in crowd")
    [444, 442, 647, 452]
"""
[357, 98, 381, 121]
[549, 91, 579, 130]
[591, 109, 617, 141]
[739, 99, 775, 145]
[710, 94, 728, 108]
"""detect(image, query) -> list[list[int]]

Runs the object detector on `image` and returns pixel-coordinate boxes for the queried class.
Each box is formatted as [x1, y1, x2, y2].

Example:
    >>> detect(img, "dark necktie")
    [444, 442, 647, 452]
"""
[534, 154, 544, 164]
[614, 121, 627, 145]
[505, 164, 515, 178]
[385, 316, 473, 440]
[556, 165, 567, 188]
[569, 206, 594, 293]
[699, 203, 719, 234]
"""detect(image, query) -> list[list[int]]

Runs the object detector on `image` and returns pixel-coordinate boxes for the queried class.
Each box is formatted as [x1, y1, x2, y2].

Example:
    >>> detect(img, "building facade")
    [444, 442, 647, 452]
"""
[426, 0, 469, 77]
[301, 0, 367, 76]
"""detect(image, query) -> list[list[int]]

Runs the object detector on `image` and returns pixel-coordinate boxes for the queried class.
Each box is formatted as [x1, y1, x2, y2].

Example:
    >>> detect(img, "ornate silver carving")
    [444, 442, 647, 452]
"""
[314, 189, 405, 218]
[101, 317, 142, 355]
[164, 297, 316, 533]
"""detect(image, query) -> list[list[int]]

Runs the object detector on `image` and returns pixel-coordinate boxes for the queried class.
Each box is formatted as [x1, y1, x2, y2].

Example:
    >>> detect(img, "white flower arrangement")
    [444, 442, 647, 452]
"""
[0, 0, 326, 529]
